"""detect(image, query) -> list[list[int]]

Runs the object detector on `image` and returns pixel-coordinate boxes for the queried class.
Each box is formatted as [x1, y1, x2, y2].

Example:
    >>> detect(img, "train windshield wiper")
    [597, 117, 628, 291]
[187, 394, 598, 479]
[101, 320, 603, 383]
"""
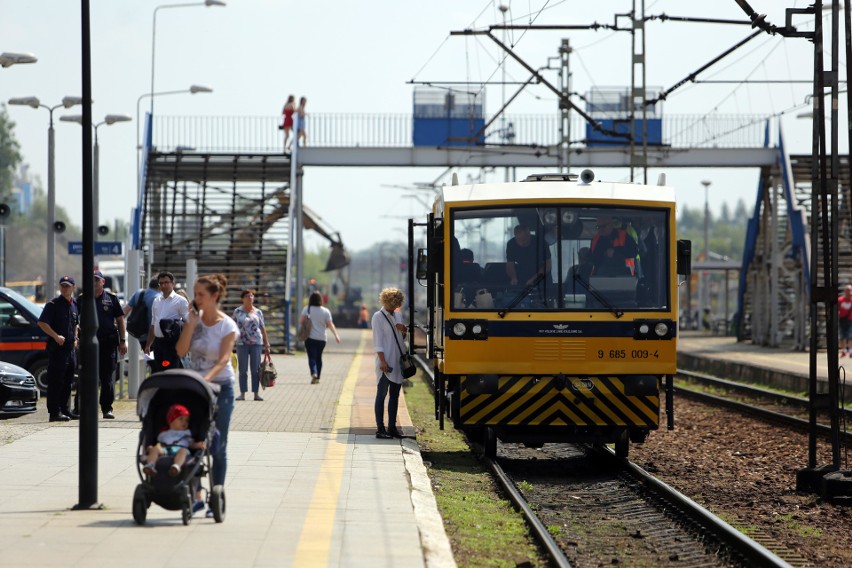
[498, 273, 544, 319]
[572, 274, 624, 319]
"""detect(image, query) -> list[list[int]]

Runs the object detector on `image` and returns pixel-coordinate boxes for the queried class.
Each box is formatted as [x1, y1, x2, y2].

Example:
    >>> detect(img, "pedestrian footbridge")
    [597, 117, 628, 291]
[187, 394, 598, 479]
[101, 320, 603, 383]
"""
[135, 112, 830, 351]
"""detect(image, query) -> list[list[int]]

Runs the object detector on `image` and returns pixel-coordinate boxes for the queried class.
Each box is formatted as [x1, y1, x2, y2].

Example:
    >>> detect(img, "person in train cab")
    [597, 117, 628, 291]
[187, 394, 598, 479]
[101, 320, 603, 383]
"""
[455, 248, 484, 305]
[506, 224, 552, 287]
[566, 247, 594, 295]
[839, 285, 852, 357]
[590, 215, 639, 277]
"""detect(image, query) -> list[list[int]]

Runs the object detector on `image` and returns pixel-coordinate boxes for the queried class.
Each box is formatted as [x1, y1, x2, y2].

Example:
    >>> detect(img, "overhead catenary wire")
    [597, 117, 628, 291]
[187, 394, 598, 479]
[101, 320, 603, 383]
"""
[412, 2, 833, 169]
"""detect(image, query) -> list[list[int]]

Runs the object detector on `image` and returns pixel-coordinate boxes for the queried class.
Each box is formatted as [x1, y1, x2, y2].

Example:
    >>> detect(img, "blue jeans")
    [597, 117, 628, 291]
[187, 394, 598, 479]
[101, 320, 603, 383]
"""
[304, 338, 326, 378]
[236, 344, 262, 393]
[374, 374, 401, 430]
[212, 381, 234, 486]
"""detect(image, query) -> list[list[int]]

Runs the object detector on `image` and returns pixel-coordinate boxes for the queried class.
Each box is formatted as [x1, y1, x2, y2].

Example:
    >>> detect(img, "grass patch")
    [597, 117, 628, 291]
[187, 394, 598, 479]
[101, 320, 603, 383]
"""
[404, 375, 548, 568]
[776, 513, 824, 538]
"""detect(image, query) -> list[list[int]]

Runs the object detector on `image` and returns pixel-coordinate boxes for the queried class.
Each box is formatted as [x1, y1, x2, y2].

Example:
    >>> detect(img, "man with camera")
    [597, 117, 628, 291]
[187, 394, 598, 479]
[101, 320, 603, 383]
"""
[144, 271, 189, 373]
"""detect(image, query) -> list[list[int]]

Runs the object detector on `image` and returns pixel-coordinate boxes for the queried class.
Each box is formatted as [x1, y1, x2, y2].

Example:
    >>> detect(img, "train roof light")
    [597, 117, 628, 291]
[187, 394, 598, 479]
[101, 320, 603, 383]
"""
[523, 173, 577, 182]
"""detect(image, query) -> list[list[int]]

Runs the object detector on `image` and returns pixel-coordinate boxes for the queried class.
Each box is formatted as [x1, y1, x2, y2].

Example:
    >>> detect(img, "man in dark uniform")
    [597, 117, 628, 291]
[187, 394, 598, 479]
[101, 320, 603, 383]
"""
[37, 275, 79, 422]
[93, 270, 127, 419]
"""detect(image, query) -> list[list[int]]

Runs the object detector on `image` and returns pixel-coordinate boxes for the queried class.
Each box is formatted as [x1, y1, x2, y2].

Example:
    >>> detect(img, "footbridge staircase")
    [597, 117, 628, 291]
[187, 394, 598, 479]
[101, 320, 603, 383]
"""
[736, 128, 852, 349]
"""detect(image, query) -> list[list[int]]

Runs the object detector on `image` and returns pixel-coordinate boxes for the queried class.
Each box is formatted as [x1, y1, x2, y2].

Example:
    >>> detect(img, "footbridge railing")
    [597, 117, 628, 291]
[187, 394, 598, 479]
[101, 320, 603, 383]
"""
[152, 113, 768, 154]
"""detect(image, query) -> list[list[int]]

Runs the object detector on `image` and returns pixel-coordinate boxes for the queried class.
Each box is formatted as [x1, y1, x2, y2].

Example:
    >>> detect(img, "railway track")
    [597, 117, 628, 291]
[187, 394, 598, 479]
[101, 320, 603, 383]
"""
[413, 354, 793, 567]
[676, 368, 852, 442]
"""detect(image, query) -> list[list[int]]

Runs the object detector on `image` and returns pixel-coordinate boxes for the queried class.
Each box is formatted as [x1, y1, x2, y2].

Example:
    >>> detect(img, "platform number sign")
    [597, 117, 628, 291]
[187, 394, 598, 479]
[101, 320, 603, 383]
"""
[67, 241, 123, 255]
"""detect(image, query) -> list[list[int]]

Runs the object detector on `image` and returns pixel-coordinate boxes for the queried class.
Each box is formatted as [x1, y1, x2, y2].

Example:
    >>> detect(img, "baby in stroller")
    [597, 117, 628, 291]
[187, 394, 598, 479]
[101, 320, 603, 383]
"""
[133, 369, 224, 526]
[142, 404, 207, 477]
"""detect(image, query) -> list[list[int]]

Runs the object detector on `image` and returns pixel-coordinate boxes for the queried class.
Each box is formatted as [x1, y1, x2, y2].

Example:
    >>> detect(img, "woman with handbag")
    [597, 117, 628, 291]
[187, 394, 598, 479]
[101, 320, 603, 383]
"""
[233, 289, 271, 401]
[299, 291, 341, 384]
[371, 287, 408, 439]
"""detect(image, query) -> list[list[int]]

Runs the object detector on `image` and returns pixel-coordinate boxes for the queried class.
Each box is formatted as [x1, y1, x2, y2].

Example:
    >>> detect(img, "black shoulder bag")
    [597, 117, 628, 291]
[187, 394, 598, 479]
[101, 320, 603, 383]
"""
[381, 311, 416, 379]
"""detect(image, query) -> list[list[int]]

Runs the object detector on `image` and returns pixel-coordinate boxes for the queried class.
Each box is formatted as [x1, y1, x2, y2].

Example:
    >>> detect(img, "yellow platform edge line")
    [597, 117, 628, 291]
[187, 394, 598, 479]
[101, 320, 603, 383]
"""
[293, 332, 368, 566]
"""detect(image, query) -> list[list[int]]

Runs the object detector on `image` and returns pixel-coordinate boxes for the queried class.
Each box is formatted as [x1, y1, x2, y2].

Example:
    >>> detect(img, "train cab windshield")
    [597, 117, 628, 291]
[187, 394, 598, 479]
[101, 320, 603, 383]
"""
[450, 205, 670, 312]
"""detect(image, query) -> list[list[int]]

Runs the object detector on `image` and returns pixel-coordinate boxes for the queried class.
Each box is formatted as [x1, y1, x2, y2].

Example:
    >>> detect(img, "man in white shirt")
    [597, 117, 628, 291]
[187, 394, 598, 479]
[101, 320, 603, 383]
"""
[144, 271, 190, 372]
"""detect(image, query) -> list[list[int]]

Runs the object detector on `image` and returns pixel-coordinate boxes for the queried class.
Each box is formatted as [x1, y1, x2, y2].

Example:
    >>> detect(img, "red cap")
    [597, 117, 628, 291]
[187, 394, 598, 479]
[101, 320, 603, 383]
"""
[166, 404, 190, 425]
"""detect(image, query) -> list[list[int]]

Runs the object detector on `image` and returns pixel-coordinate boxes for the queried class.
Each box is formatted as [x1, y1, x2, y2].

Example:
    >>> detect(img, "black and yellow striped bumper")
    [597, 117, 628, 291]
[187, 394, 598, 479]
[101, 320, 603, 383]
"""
[458, 375, 660, 428]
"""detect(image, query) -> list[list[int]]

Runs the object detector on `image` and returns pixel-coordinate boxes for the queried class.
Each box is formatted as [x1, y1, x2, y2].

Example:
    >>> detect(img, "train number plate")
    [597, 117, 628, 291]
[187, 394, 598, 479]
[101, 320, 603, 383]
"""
[595, 349, 660, 360]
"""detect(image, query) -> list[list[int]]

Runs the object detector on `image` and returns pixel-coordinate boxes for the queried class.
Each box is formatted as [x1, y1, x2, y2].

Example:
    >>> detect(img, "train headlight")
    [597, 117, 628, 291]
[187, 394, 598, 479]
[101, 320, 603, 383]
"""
[471, 323, 483, 335]
[562, 210, 577, 224]
[452, 322, 467, 337]
[635, 319, 674, 340]
[543, 209, 558, 225]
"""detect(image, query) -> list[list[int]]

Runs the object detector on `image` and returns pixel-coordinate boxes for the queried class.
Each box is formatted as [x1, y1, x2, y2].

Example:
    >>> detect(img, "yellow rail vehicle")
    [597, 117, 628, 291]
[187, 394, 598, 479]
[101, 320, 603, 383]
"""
[410, 171, 692, 457]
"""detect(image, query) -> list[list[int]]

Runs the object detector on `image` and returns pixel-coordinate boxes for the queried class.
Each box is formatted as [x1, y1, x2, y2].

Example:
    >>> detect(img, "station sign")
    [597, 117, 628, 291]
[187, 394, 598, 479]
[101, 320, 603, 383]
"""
[67, 241, 123, 256]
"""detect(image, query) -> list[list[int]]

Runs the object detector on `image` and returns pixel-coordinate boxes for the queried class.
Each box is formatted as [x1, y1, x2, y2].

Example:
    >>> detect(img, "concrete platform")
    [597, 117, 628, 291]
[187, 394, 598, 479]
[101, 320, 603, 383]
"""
[0, 329, 456, 568]
[677, 331, 852, 399]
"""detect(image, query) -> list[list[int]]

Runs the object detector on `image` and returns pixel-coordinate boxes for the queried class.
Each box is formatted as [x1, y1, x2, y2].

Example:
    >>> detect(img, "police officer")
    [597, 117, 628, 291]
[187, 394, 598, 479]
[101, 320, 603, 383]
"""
[93, 270, 128, 419]
[37, 275, 79, 422]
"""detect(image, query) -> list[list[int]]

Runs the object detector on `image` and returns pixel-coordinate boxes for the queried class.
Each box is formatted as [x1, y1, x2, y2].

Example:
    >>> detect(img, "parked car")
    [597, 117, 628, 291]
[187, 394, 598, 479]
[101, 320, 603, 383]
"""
[0, 287, 50, 392]
[0, 360, 39, 417]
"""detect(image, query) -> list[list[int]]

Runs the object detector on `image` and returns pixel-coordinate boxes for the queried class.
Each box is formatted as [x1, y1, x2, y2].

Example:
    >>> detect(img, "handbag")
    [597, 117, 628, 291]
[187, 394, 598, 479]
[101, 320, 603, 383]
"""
[260, 352, 277, 389]
[297, 307, 312, 342]
[381, 311, 416, 379]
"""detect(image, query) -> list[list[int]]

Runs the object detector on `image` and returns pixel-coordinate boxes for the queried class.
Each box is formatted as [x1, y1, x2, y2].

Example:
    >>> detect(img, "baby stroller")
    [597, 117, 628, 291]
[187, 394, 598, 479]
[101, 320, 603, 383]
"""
[132, 369, 224, 525]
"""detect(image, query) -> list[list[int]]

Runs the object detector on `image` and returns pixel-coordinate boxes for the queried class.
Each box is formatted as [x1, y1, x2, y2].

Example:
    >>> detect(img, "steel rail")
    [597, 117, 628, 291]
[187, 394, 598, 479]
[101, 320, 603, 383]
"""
[413, 352, 796, 565]
[676, 369, 852, 442]
[590, 445, 793, 567]
[411, 353, 573, 568]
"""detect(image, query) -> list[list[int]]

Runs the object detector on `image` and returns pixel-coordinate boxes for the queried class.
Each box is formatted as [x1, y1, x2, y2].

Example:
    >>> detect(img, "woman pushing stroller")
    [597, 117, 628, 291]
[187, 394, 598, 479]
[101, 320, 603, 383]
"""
[143, 403, 206, 477]
[133, 273, 238, 526]
[176, 273, 239, 514]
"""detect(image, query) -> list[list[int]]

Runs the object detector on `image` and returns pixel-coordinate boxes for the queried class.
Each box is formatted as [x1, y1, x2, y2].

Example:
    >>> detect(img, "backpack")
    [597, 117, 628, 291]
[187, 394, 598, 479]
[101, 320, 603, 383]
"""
[126, 294, 149, 338]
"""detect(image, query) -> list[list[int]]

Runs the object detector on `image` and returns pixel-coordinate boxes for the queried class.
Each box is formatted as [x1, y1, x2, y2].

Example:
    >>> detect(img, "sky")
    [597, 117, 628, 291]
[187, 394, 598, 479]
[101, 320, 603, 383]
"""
[0, 1, 840, 253]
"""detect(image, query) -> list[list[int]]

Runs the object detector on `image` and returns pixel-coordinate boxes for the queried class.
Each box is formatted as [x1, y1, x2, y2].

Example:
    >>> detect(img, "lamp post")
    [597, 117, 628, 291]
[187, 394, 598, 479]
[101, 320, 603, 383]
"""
[60, 114, 132, 236]
[7, 95, 83, 296]
[0, 52, 37, 67]
[701, 179, 712, 330]
[137, 85, 212, 167]
[150, 1, 224, 124]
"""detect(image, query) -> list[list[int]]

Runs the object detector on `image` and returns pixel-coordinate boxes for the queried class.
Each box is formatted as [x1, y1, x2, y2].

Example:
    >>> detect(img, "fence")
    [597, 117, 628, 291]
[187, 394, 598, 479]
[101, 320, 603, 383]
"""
[152, 113, 769, 153]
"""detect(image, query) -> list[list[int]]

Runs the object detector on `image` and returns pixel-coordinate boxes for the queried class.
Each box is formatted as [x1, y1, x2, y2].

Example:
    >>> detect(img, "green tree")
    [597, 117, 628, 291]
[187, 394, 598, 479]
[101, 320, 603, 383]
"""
[0, 105, 23, 200]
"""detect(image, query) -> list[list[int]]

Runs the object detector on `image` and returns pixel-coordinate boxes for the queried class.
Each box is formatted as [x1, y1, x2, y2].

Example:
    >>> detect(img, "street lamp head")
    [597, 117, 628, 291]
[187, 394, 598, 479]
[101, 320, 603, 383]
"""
[62, 96, 84, 108]
[8, 96, 40, 108]
[189, 84, 213, 94]
[205, 0, 226, 6]
[0, 52, 37, 68]
[104, 113, 132, 125]
[700, 180, 712, 188]
[59, 115, 84, 125]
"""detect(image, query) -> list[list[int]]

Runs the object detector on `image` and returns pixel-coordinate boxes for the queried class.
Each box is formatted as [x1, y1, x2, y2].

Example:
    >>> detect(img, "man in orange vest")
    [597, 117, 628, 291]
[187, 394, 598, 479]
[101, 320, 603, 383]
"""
[590, 215, 638, 277]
